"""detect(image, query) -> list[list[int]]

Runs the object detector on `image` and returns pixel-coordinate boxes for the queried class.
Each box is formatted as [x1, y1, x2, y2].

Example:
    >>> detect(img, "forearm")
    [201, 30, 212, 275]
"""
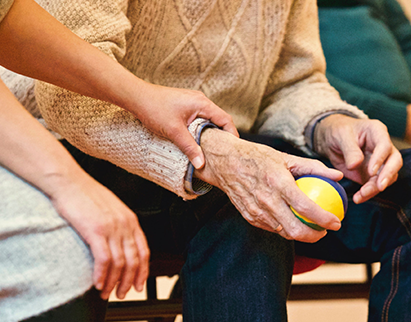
[0, 80, 88, 198]
[0, 0, 147, 116]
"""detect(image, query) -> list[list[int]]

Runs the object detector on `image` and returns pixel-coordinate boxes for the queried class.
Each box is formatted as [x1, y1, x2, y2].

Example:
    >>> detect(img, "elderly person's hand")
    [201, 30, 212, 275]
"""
[314, 114, 403, 204]
[194, 128, 344, 243]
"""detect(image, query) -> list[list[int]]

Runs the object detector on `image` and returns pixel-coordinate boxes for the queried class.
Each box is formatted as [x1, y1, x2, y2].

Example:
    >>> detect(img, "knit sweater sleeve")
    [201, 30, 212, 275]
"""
[254, 0, 367, 154]
[384, 0, 411, 72]
[34, 0, 201, 200]
[326, 72, 409, 138]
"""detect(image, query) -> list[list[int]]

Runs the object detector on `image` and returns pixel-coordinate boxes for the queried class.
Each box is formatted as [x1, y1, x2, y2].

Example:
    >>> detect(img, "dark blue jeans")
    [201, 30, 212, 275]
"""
[60, 136, 411, 322]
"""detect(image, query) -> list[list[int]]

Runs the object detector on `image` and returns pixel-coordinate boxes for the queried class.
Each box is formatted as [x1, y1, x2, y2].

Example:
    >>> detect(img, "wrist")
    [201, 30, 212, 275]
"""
[35, 154, 91, 201]
[313, 114, 342, 155]
[193, 128, 240, 185]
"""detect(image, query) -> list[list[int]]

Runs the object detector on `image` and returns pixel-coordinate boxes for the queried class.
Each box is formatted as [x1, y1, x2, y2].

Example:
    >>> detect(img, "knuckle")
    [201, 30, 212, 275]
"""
[140, 248, 151, 262]
[113, 256, 125, 269]
[287, 225, 306, 240]
[128, 258, 139, 270]
[98, 252, 112, 266]
[125, 243, 139, 258]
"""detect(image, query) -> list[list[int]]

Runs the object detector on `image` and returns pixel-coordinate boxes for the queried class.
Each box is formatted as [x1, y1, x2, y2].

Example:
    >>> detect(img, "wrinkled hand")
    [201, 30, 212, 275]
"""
[314, 114, 403, 204]
[194, 128, 343, 243]
[128, 82, 239, 169]
[48, 171, 150, 300]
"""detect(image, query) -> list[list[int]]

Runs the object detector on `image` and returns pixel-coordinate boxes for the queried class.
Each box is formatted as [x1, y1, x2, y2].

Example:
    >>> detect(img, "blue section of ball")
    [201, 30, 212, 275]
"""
[298, 175, 348, 213]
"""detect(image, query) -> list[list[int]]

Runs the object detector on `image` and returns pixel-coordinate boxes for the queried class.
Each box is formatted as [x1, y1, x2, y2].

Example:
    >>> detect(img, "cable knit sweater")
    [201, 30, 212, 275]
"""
[8, 0, 367, 200]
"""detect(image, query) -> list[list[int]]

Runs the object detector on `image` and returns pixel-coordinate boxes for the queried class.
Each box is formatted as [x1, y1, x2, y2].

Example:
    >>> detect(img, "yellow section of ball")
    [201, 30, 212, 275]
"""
[291, 176, 345, 225]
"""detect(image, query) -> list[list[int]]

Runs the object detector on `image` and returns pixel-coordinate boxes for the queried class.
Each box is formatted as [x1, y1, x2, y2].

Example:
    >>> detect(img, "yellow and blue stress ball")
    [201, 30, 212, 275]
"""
[291, 175, 348, 231]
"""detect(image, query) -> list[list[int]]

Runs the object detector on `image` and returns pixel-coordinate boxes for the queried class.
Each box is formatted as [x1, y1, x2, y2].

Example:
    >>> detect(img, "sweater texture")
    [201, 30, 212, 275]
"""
[26, 0, 366, 200]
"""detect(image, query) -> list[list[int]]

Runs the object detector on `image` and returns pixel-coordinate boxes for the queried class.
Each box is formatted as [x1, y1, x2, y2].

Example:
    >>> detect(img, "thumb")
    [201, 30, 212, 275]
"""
[172, 130, 205, 169]
[338, 134, 365, 170]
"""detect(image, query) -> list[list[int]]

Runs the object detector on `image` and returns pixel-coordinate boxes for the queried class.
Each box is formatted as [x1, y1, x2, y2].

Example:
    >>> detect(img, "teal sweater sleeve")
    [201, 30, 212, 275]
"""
[326, 72, 408, 138]
[318, 2, 411, 139]
[383, 0, 411, 71]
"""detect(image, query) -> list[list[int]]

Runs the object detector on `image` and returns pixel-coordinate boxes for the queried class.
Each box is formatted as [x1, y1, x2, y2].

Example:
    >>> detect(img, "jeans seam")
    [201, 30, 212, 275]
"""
[381, 246, 402, 322]
[372, 197, 411, 240]
[396, 209, 411, 239]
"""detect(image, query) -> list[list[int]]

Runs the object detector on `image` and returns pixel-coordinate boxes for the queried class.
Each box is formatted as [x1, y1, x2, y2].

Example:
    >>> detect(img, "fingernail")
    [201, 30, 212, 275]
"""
[95, 282, 103, 291]
[192, 156, 203, 169]
[330, 222, 341, 231]
[372, 165, 379, 175]
[380, 178, 388, 191]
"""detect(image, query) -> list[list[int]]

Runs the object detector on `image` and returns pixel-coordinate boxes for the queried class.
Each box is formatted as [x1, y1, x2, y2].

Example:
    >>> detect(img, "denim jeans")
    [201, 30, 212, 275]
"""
[60, 137, 411, 322]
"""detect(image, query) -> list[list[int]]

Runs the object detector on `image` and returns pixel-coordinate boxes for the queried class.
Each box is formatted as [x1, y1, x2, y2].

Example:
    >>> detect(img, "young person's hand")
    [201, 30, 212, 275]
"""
[0, 0, 238, 170]
[48, 168, 150, 300]
[0, 80, 150, 300]
[126, 82, 239, 169]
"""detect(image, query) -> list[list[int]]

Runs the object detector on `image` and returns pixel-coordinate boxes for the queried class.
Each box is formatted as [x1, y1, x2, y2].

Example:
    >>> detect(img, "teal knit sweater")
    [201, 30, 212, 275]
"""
[318, 0, 411, 138]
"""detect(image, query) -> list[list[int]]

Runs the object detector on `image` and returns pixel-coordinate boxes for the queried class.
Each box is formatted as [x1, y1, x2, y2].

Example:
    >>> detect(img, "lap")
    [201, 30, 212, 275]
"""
[62, 137, 411, 267]
[0, 166, 95, 322]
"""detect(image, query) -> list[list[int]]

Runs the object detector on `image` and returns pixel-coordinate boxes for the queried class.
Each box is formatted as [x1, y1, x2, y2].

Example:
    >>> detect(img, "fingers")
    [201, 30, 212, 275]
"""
[337, 130, 366, 170]
[90, 236, 112, 292]
[285, 184, 342, 231]
[115, 236, 139, 299]
[204, 107, 239, 138]
[235, 181, 337, 243]
[353, 171, 399, 204]
[100, 237, 125, 300]
[367, 144, 402, 191]
[288, 157, 343, 182]
[89, 221, 149, 300]
[133, 226, 150, 292]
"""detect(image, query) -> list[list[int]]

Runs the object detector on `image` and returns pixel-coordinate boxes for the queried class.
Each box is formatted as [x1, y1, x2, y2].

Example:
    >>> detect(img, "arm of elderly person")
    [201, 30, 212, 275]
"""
[195, 0, 402, 243]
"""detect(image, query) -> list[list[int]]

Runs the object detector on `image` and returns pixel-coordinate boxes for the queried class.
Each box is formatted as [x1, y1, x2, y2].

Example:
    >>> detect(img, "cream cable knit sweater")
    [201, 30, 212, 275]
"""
[8, 0, 367, 200]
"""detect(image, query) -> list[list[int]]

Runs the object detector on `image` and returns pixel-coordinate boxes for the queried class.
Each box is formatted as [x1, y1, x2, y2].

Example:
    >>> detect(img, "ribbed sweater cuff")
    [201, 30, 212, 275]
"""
[304, 110, 360, 150]
[184, 120, 217, 197]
